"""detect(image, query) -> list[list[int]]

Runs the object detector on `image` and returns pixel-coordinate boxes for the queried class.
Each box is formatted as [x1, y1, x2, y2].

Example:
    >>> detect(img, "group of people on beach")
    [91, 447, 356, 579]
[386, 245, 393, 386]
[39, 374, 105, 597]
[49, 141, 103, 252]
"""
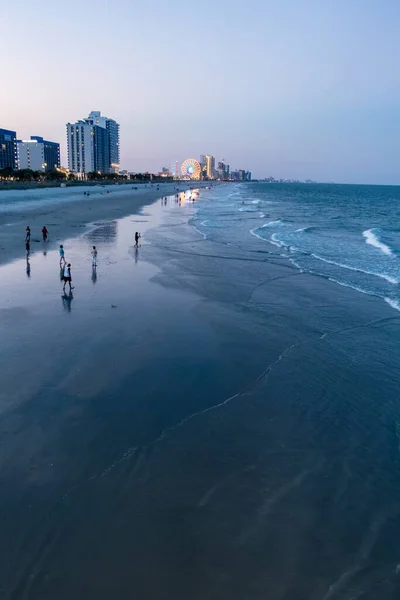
[25, 224, 141, 294]
[25, 225, 48, 256]
[59, 244, 98, 292]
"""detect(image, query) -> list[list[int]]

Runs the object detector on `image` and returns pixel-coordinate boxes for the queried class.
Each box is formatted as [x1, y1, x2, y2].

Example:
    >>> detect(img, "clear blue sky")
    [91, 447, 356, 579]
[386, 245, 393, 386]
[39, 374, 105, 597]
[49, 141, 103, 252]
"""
[2, 0, 399, 183]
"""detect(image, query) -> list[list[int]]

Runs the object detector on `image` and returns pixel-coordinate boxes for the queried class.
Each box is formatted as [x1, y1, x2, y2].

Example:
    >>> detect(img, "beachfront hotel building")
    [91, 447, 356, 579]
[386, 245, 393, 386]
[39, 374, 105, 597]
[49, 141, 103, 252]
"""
[17, 139, 45, 171]
[205, 155, 216, 179]
[66, 111, 120, 176]
[0, 128, 17, 170]
[30, 136, 60, 171]
[16, 137, 60, 172]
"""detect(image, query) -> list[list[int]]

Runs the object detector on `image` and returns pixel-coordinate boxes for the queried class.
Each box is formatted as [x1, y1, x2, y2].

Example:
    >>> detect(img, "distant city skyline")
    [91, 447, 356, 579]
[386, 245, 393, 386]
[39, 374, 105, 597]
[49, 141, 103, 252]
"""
[1, 0, 399, 184]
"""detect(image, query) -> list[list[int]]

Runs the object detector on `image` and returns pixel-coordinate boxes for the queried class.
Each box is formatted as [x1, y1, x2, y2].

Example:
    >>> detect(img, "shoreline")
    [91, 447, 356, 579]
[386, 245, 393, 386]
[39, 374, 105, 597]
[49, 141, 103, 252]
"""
[0, 179, 173, 192]
[1, 184, 400, 597]
[0, 181, 217, 267]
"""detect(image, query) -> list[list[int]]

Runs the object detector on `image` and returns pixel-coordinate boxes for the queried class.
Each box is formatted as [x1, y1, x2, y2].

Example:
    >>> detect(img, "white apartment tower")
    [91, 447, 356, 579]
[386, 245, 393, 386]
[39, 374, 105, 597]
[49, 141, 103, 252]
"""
[17, 140, 45, 171]
[66, 111, 120, 175]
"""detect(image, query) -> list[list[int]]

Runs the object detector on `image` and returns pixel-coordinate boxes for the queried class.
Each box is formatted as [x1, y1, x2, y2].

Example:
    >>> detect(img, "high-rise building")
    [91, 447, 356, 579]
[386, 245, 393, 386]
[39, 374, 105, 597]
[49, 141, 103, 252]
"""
[85, 111, 120, 173]
[17, 139, 46, 171]
[0, 128, 17, 170]
[67, 121, 110, 174]
[67, 122, 95, 174]
[30, 136, 60, 171]
[217, 161, 231, 179]
[205, 155, 215, 179]
[66, 111, 119, 175]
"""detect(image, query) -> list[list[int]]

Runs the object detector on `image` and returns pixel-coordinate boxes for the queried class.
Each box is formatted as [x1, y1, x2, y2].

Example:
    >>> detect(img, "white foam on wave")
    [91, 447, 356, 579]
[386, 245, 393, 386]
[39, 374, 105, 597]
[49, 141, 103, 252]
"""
[270, 233, 284, 248]
[385, 298, 400, 312]
[192, 225, 207, 239]
[259, 213, 266, 218]
[261, 220, 283, 228]
[250, 227, 266, 242]
[310, 253, 398, 285]
[363, 229, 393, 256]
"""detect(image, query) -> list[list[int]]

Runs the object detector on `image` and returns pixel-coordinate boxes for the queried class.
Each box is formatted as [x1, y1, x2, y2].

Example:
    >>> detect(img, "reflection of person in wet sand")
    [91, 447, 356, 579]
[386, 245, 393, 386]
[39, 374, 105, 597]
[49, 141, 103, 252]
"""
[26, 240, 30, 256]
[91, 246, 97, 267]
[91, 266, 97, 284]
[61, 291, 74, 312]
[26, 257, 31, 278]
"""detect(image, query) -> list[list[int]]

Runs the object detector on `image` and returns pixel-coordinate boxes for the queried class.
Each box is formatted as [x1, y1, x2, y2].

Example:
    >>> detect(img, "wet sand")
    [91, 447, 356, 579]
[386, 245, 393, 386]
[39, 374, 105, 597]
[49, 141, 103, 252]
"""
[0, 182, 208, 266]
[1, 187, 400, 599]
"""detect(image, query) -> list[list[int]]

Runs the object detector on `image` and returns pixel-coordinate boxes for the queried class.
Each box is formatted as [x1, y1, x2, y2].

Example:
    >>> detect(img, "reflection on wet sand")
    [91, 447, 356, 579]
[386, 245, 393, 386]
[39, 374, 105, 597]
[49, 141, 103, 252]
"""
[61, 291, 74, 312]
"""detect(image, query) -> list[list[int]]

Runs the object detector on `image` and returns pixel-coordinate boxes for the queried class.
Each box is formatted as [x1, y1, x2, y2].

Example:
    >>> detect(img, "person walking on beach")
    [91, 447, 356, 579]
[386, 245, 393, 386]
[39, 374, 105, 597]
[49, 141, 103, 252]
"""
[91, 246, 98, 267]
[42, 226, 48, 241]
[63, 263, 73, 293]
[135, 232, 141, 247]
[59, 245, 66, 267]
[26, 226, 31, 242]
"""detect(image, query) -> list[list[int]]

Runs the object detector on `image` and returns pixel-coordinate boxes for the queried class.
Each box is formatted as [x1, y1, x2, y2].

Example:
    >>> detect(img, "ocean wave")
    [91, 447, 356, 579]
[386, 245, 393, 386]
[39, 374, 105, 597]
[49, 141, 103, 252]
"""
[385, 298, 400, 312]
[310, 253, 398, 285]
[363, 228, 393, 256]
[191, 225, 207, 239]
[295, 227, 312, 233]
[269, 233, 284, 248]
[250, 227, 266, 242]
[261, 220, 284, 228]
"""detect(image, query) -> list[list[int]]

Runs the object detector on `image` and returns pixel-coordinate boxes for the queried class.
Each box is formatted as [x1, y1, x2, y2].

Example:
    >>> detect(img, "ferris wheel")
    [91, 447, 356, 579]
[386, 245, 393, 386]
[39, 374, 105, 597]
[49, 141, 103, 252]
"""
[181, 158, 201, 179]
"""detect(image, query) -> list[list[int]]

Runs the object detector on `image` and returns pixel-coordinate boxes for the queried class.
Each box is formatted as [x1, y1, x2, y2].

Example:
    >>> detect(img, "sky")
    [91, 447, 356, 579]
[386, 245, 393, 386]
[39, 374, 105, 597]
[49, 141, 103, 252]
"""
[1, 0, 400, 183]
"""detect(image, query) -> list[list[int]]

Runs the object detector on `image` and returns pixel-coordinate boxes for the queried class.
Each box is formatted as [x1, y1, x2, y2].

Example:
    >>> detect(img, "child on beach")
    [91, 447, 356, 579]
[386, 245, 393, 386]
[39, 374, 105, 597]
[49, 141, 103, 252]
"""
[91, 246, 98, 267]
[59, 245, 66, 267]
[135, 232, 141, 247]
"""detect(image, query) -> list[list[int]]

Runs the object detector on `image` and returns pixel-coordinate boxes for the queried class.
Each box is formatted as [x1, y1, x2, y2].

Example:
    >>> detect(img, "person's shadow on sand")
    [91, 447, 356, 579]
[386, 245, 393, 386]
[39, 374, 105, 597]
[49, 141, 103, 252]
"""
[61, 292, 74, 312]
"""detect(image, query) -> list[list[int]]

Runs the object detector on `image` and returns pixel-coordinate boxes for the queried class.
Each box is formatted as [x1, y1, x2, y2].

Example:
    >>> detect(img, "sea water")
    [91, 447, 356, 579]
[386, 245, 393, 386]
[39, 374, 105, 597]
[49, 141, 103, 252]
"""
[191, 182, 400, 312]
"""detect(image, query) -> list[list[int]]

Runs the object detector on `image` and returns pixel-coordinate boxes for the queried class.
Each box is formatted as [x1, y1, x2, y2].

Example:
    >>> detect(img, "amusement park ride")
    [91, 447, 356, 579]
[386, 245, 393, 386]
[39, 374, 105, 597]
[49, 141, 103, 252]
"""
[181, 158, 202, 180]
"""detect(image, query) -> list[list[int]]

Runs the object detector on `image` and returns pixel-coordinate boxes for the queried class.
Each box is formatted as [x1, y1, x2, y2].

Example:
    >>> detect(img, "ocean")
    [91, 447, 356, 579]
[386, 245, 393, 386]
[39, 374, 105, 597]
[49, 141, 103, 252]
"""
[191, 182, 400, 313]
[1, 183, 400, 599]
